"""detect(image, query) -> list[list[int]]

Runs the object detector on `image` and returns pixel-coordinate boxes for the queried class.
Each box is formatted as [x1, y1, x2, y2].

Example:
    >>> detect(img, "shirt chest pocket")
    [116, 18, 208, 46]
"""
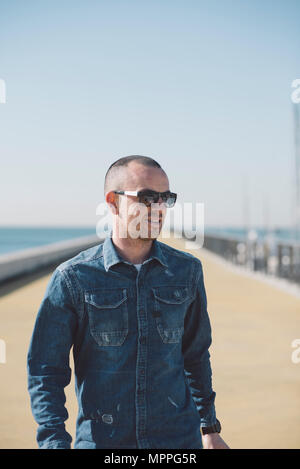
[152, 286, 192, 344]
[84, 288, 128, 346]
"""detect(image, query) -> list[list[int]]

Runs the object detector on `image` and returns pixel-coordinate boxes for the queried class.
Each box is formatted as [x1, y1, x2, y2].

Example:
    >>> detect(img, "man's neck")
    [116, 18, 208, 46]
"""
[111, 232, 154, 265]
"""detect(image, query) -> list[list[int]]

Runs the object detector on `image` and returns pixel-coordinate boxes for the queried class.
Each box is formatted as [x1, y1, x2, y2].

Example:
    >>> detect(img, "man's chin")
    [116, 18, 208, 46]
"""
[128, 227, 161, 241]
[139, 233, 159, 241]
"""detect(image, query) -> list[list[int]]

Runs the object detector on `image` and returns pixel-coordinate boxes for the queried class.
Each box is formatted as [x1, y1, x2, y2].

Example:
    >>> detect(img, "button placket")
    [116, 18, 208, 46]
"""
[135, 272, 149, 449]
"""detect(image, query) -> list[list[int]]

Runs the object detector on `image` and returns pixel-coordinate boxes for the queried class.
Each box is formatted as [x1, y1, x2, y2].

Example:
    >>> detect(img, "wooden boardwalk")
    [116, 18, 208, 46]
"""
[0, 234, 300, 449]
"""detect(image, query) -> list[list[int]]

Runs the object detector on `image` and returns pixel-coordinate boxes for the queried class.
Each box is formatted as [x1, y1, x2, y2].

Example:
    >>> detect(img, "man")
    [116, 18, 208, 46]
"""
[27, 155, 229, 449]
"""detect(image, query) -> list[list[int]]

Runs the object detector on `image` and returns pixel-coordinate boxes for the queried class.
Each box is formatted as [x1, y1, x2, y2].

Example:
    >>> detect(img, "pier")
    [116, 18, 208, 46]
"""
[0, 233, 299, 448]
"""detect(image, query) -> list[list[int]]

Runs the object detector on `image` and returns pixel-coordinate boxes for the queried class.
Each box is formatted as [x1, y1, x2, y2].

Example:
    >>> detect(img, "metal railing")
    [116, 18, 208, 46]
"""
[178, 229, 300, 285]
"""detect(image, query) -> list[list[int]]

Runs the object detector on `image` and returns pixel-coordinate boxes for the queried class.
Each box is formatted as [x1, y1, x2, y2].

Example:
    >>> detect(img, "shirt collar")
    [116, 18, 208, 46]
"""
[103, 231, 168, 272]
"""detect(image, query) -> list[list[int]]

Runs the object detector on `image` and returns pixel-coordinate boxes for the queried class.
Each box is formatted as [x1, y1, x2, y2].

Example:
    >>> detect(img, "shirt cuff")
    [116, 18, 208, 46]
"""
[39, 441, 71, 449]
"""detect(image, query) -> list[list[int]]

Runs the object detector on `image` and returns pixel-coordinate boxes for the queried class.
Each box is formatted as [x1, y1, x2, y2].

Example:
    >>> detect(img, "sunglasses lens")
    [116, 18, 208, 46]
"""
[139, 193, 158, 205]
[164, 197, 176, 207]
[138, 191, 177, 207]
[161, 192, 176, 207]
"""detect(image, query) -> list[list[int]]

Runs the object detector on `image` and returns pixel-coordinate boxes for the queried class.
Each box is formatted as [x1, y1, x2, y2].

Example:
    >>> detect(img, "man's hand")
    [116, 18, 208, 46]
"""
[202, 433, 230, 449]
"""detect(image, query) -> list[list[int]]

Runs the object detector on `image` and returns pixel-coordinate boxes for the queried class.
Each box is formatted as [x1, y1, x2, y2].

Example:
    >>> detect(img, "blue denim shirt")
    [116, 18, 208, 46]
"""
[27, 233, 216, 449]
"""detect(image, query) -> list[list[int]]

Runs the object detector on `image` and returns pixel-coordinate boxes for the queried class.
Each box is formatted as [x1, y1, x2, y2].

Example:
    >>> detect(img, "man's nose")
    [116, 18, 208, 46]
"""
[158, 195, 168, 207]
[150, 199, 166, 218]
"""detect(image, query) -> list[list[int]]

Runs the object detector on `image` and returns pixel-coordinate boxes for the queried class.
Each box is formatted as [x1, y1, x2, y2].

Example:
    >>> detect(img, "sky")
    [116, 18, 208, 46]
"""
[0, 0, 299, 230]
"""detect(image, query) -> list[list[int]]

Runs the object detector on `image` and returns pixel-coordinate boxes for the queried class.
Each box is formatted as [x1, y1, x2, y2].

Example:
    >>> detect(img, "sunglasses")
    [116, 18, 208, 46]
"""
[113, 189, 177, 208]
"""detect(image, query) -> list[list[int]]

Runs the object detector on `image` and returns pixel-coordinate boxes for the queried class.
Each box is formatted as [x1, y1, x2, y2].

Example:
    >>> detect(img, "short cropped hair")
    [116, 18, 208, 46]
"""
[104, 155, 165, 194]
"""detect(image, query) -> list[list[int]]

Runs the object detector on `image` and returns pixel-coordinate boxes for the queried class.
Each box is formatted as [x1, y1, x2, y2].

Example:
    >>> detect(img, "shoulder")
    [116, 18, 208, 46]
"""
[158, 239, 203, 270]
[55, 240, 105, 274]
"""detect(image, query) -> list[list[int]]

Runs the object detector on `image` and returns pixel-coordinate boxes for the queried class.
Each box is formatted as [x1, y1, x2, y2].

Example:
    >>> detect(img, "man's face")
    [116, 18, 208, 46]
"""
[112, 162, 170, 241]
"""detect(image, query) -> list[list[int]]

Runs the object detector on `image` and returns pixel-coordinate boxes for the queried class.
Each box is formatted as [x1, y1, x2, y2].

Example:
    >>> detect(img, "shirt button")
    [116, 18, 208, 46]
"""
[102, 414, 113, 424]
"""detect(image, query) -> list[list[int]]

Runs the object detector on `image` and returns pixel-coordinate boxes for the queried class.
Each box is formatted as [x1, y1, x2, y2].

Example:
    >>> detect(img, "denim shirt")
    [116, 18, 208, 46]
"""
[27, 233, 216, 449]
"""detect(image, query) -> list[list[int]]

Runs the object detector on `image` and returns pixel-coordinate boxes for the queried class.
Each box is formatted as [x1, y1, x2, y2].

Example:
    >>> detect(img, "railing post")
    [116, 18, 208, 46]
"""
[289, 245, 294, 279]
[277, 244, 282, 277]
[263, 241, 269, 273]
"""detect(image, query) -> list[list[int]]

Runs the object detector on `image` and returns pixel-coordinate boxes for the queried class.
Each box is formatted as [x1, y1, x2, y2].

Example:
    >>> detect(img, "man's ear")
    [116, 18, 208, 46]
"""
[105, 191, 119, 215]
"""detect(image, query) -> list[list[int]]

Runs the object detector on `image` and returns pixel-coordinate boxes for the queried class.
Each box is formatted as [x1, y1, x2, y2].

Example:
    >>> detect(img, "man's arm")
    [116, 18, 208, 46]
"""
[27, 267, 78, 449]
[182, 259, 229, 449]
[182, 259, 216, 426]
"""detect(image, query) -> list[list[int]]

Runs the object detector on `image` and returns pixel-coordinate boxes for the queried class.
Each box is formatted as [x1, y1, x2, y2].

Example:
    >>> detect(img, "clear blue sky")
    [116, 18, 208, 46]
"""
[0, 0, 299, 229]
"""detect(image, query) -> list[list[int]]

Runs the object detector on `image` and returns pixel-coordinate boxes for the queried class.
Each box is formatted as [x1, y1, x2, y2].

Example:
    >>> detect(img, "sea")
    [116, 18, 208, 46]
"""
[0, 225, 299, 257]
[0, 227, 98, 256]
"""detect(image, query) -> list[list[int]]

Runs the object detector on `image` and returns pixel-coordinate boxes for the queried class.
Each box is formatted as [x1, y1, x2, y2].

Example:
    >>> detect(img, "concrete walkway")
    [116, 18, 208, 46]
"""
[0, 235, 300, 449]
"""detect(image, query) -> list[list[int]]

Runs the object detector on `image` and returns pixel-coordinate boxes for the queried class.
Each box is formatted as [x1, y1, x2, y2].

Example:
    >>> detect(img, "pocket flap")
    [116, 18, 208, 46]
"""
[152, 286, 191, 304]
[84, 289, 127, 309]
